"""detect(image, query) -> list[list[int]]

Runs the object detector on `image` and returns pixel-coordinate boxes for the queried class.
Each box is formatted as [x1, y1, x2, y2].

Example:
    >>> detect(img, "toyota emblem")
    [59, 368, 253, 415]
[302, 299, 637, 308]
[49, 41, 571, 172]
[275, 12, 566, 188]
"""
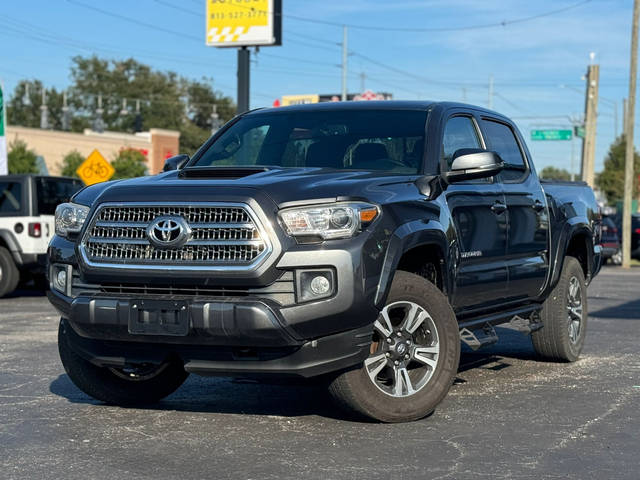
[146, 216, 191, 248]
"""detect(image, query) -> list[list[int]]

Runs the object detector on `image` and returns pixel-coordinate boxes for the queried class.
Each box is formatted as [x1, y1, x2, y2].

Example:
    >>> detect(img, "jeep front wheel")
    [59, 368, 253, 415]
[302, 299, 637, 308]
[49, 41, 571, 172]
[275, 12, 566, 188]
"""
[328, 271, 460, 423]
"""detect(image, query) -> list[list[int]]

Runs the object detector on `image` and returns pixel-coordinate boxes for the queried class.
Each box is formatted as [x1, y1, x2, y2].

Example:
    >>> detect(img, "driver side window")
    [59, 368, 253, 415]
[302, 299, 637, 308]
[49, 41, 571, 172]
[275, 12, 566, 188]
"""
[442, 116, 482, 170]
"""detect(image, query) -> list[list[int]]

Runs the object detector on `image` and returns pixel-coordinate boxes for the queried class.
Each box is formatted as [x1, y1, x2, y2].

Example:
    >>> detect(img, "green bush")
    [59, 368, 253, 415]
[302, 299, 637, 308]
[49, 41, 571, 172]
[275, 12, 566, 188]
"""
[60, 150, 85, 178]
[8, 139, 38, 174]
[112, 148, 147, 179]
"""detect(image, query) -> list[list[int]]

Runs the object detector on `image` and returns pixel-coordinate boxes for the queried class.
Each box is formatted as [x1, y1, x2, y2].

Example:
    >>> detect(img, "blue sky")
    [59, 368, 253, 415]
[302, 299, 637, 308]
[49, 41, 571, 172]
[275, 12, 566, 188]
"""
[0, 0, 635, 173]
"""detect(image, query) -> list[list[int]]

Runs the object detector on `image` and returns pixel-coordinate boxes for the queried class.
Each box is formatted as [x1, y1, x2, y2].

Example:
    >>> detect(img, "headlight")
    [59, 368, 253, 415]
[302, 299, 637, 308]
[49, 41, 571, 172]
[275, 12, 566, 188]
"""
[55, 202, 90, 237]
[279, 202, 379, 240]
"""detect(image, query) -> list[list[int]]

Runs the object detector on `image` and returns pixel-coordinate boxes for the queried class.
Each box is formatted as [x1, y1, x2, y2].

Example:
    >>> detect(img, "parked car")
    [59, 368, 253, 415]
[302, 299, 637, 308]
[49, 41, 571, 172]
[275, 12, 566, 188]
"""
[0, 175, 83, 296]
[601, 216, 622, 264]
[48, 102, 602, 422]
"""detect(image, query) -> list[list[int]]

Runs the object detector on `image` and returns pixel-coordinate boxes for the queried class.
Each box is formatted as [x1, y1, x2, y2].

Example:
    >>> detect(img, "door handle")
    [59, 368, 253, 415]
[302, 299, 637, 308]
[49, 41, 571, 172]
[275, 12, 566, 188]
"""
[532, 200, 545, 212]
[491, 202, 507, 214]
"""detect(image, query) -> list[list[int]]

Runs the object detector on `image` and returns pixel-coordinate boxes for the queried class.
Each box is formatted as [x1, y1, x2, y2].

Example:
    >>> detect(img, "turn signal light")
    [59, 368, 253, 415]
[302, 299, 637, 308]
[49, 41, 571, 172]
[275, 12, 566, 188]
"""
[360, 207, 378, 223]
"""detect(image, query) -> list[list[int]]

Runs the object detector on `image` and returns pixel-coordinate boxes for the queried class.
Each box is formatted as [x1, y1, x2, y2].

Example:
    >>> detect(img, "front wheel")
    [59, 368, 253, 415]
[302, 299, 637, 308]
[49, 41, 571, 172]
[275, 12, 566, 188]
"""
[328, 271, 460, 423]
[58, 320, 189, 405]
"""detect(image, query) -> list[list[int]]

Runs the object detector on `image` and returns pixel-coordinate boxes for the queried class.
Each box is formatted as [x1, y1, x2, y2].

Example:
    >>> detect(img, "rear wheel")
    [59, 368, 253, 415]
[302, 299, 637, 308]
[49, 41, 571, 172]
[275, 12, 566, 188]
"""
[532, 256, 587, 362]
[58, 320, 189, 405]
[0, 247, 19, 298]
[328, 271, 460, 423]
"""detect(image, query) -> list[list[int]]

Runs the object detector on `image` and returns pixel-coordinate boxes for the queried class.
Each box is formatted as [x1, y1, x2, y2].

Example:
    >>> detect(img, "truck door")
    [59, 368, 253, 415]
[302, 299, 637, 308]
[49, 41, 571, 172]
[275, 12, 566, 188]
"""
[441, 114, 509, 311]
[479, 118, 550, 300]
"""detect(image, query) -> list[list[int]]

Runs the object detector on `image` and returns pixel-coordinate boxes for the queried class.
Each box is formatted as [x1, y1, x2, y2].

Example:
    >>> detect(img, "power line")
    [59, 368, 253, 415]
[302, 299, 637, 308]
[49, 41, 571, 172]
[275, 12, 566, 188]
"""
[222, 0, 592, 32]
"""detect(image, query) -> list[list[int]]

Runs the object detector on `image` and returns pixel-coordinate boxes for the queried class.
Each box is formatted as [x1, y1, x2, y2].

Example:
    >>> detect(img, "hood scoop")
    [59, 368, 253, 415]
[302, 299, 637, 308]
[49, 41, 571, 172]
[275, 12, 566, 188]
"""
[178, 166, 271, 179]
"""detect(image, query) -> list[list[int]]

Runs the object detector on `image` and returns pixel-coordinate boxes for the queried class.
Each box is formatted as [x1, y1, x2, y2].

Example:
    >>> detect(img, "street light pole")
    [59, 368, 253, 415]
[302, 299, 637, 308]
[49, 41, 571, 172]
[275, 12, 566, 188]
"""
[622, 0, 640, 269]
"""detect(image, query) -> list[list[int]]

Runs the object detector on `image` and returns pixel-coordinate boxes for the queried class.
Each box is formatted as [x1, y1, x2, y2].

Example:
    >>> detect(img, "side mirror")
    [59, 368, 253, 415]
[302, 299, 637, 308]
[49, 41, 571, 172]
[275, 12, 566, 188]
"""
[163, 154, 190, 172]
[443, 149, 503, 183]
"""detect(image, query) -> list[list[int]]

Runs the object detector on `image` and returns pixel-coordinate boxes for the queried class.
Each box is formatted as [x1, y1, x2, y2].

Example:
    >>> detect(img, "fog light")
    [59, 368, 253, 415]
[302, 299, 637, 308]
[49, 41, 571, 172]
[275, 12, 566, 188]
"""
[310, 275, 330, 295]
[296, 269, 335, 303]
[52, 266, 68, 294]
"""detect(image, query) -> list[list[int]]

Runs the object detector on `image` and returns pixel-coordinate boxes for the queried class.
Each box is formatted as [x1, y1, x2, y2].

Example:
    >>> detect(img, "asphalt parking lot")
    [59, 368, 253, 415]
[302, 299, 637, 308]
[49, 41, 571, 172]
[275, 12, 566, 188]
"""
[1, 265, 639, 480]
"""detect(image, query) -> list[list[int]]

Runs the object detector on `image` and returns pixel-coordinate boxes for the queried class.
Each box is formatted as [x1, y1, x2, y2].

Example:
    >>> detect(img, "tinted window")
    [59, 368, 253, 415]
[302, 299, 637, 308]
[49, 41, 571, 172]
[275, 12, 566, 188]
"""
[194, 110, 428, 174]
[442, 116, 481, 169]
[481, 119, 527, 181]
[36, 178, 83, 215]
[0, 182, 22, 214]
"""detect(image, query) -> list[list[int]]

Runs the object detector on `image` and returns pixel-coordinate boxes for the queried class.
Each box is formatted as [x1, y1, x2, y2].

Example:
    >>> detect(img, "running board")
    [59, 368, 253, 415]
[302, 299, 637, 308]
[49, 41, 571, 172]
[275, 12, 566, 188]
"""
[459, 324, 498, 351]
[509, 314, 543, 334]
[457, 304, 542, 331]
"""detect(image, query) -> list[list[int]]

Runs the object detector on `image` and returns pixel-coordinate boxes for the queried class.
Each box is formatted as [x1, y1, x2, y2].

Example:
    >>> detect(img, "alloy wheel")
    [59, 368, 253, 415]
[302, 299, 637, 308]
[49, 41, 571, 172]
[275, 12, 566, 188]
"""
[365, 301, 440, 397]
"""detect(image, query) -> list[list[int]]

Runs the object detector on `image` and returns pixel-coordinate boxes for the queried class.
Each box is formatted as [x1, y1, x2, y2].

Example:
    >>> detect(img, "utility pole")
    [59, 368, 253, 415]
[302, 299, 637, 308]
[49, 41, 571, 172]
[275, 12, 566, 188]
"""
[237, 47, 250, 114]
[39, 89, 48, 130]
[488, 75, 494, 109]
[462, 87, 467, 103]
[622, 0, 639, 269]
[581, 59, 599, 187]
[360, 72, 366, 92]
[341, 26, 348, 101]
[62, 91, 70, 131]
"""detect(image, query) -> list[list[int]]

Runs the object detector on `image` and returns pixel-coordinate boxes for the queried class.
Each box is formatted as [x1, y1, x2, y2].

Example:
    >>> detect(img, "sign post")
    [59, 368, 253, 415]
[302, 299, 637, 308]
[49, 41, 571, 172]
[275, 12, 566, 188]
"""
[206, 0, 282, 114]
[0, 81, 7, 175]
[76, 149, 115, 186]
[530, 129, 573, 141]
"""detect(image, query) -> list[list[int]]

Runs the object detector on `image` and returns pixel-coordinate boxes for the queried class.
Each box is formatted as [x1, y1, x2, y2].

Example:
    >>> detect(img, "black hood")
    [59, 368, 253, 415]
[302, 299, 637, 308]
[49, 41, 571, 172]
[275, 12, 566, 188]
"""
[73, 168, 420, 207]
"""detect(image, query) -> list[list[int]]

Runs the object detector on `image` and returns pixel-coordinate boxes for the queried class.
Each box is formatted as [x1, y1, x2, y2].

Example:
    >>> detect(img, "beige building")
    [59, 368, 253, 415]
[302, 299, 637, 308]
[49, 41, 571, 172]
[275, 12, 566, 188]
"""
[5, 126, 180, 176]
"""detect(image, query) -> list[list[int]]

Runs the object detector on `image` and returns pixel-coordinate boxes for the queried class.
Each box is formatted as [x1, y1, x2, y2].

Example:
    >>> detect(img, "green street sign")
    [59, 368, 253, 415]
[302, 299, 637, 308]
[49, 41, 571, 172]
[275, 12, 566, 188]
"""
[530, 129, 572, 141]
[574, 126, 585, 139]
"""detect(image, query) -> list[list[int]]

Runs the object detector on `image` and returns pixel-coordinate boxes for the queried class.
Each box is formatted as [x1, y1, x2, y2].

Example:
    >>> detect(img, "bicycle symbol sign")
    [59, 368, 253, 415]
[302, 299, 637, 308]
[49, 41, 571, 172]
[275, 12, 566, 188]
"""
[76, 149, 115, 186]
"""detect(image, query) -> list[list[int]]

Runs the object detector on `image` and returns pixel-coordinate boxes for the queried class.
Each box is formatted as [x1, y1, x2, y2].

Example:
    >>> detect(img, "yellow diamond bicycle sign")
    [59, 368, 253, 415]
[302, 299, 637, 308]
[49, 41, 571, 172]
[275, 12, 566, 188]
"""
[76, 149, 115, 186]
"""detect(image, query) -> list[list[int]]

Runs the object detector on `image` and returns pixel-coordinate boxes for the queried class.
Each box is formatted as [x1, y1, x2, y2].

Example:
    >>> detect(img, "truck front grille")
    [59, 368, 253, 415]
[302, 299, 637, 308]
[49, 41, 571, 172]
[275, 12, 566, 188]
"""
[80, 203, 271, 270]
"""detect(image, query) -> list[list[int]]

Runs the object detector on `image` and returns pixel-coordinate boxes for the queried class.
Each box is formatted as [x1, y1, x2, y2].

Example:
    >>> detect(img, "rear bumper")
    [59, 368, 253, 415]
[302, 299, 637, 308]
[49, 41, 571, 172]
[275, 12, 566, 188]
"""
[60, 317, 371, 378]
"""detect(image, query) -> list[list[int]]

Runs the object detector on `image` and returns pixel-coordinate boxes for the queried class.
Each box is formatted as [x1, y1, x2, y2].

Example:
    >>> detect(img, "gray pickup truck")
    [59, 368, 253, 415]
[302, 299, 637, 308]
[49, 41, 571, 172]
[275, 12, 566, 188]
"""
[49, 101, 602, 422]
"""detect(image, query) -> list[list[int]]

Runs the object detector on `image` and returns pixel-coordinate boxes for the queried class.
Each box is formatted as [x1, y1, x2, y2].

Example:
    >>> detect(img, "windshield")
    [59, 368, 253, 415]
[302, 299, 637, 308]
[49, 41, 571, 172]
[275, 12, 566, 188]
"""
[192, 109, 427, 174]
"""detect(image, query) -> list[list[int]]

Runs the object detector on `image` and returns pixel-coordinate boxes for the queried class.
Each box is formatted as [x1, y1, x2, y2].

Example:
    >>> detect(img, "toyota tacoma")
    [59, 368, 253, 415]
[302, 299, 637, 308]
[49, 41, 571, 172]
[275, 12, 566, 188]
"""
[48, 102, 602, 422]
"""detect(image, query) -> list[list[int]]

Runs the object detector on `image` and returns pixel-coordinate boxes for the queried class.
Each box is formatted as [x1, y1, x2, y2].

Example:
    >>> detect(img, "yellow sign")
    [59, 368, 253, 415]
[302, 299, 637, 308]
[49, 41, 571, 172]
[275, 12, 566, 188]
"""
[77, 150, 115, 186]
[281, 94, 320, 106]
[206, 0, 280, 47]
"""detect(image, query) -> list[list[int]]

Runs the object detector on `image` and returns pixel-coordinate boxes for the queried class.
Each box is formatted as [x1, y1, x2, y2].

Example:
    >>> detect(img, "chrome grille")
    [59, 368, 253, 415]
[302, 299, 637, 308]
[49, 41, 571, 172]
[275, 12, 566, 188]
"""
[80, 203, 271, 270]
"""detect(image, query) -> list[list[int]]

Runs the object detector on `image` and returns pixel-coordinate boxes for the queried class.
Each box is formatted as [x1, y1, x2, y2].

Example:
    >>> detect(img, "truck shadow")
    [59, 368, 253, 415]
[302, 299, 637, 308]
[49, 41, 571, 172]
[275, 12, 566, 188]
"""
[591, 299, 640, 320]
[49, 327, 541, 421]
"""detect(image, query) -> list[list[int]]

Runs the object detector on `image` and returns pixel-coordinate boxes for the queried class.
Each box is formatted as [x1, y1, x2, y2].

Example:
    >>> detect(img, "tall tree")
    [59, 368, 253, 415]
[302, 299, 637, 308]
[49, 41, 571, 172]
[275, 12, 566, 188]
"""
[7, 56, 236, 155]
[597, 135, 640, 205]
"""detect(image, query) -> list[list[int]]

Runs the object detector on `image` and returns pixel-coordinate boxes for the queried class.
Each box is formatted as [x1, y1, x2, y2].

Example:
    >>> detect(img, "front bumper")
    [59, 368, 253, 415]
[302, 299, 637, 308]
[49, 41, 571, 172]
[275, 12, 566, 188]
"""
[59, 318, 371, 378]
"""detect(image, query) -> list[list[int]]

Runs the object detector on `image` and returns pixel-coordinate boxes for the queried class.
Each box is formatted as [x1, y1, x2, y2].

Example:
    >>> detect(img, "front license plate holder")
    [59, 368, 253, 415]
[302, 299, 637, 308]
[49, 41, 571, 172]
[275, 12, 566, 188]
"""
[128, 300, 190, 336]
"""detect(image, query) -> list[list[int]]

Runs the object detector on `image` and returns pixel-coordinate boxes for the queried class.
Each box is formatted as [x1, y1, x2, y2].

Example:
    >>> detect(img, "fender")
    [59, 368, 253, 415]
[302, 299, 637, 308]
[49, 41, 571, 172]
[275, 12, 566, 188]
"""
[374, 219, 450, 309]
[542, 219, 594, 299]
[0, 229, 22, 264]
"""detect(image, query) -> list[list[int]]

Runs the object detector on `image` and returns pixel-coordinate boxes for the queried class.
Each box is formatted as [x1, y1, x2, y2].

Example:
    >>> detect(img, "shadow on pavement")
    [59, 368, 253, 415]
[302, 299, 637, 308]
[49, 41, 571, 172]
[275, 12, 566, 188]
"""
[49, 327, 542, 421]
[592, 299, 640, 320]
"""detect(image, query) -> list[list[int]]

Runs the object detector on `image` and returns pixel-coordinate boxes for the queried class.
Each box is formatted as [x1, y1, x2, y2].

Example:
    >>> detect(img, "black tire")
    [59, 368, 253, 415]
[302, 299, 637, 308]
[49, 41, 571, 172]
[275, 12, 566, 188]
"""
[58, 321, 189, 405]
[532, 256, 587, 362]
[0, 246, 19, 298]
[328, 271, 460, 423]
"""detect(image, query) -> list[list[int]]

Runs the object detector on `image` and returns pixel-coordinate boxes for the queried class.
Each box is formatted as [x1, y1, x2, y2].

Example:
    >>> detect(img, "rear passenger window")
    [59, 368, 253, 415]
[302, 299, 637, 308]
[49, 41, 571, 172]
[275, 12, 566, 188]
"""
[36, 178, 83, 215]
[0, 182, 23, 214]
[442, 116, 482, 170]
[481, 119, 527, 181]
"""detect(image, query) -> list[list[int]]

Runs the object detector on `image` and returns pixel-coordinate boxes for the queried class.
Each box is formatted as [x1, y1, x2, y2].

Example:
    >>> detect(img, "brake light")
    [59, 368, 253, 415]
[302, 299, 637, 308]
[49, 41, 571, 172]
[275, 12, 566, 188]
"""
[612, 227, 618, 234]
[28, 222, 41, 238]
[635, 228, 640, 234]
